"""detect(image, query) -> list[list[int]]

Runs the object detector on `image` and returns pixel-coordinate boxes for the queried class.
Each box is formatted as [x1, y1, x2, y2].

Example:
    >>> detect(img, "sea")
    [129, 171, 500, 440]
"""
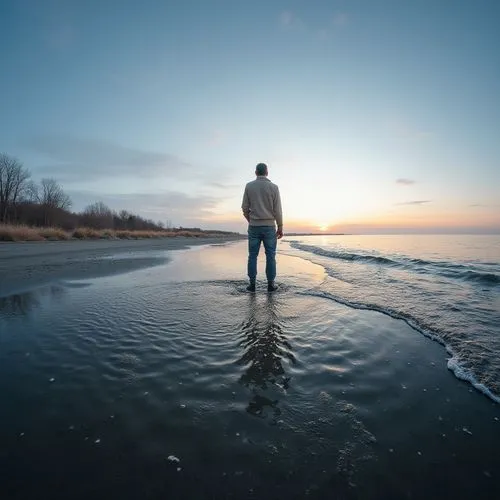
[284, 234, 500, 401]
[0, 234, 499, 499]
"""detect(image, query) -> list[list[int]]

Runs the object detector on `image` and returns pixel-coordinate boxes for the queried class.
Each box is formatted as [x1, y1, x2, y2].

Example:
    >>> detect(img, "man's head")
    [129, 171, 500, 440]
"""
[255, 163, 268, 176]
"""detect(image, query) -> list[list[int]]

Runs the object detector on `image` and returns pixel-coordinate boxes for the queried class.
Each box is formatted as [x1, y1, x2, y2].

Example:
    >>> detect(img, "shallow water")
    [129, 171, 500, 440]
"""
[285, 234, 500, 401]
[1, 241, 499, 499]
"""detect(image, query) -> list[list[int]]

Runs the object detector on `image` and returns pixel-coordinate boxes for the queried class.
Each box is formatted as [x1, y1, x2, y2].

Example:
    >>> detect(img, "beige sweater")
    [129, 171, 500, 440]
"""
[241, 176, 283, 228]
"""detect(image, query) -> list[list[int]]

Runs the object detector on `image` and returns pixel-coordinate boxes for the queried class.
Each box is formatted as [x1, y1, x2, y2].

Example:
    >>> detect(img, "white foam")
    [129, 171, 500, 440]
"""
[447, 356, 500, 404]
[167, 455, 180, 463]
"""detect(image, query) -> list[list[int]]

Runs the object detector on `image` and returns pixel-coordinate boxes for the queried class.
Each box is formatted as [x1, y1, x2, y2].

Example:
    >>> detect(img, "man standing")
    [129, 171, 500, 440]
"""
[241, 163, 283, 292]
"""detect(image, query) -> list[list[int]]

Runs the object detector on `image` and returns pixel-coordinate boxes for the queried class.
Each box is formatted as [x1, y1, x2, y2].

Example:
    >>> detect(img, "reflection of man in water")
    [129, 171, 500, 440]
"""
[237, 294, 294, 418]
[241, 163, 283, 292]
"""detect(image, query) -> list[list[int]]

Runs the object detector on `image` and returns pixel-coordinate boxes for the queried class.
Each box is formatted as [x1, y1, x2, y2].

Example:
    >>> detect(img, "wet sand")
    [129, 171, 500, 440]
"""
[0, 236, 241, 297]
[1, 240, 499, 499]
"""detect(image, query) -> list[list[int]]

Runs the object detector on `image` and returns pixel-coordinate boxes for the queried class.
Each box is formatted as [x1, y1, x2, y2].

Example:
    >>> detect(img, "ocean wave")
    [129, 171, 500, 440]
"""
[289, 242, 500, 286]
[289, 242, 399, 266]
[455, 270, 500, 285]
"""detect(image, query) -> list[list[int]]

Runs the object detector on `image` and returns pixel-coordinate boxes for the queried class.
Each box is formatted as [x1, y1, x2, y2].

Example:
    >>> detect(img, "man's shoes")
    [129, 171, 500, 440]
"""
[267, 281, 278, 292]
[246, 282, 256, 292]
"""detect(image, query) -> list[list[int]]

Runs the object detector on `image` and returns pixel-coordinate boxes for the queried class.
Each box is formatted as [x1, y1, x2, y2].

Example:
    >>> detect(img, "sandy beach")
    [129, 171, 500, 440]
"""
[0, 236, 241, 297]
[1, 239, 499, 499]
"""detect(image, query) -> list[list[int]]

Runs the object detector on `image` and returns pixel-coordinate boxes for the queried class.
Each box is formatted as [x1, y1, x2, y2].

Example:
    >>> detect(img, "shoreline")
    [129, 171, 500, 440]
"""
[0, 236, 241, 298]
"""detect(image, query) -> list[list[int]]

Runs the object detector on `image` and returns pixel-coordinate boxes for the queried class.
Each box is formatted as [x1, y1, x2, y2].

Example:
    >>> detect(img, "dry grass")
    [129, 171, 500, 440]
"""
[0, 224, 233, 242]
[72, 227, 103, 239]
[38, 227, 71, 240]
[0, 224, 45, 242]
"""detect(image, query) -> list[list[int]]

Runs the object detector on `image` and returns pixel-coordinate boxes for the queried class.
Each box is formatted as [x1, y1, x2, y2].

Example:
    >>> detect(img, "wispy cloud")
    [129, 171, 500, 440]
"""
[67, 190, 221, 222]
[332, 12, 349, 27]
[25, 136, 193, 182]
[279, 10, 349, 41]
[279, 10, 294, 27]
[395, 200, 432, 206]
[207, 129, 226, 147]
[278, 10, 306, 30]
[283, 10, 349, 41]
[396, 178, 416, 185]
[390, 119, 431, 141]
[207, 182, 239, 190]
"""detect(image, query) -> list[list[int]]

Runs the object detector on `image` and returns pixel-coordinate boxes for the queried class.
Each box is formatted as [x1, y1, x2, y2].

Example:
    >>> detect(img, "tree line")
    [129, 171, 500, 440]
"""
[0, 152, 179, 231]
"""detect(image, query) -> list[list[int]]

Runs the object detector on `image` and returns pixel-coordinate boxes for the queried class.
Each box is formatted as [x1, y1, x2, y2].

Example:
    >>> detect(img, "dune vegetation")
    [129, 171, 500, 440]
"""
[0, 224, 238, 242]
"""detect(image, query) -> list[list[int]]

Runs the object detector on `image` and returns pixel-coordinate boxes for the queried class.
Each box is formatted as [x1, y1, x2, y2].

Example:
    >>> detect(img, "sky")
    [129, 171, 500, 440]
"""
[0, 0, 499, 234]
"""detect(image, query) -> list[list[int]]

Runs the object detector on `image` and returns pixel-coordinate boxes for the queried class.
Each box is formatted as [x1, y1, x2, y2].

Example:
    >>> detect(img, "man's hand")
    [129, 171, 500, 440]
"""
[276, 228, 283, 239]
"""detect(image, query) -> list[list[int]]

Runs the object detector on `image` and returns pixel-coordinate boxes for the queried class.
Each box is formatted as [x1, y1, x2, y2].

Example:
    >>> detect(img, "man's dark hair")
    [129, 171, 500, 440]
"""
[255, 163, 268, 176]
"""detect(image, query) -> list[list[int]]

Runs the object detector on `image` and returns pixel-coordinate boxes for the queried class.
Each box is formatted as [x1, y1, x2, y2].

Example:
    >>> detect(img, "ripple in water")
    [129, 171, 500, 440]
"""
[1, 241, 499, 498]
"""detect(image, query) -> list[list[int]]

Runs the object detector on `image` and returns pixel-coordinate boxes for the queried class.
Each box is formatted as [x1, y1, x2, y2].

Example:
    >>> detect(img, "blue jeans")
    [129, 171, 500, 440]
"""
[247, 225, 277, 282]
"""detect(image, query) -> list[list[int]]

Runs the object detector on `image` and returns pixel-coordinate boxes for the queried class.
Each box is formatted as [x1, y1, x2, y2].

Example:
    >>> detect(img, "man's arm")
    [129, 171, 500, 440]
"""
[241, 186, 250, 222]
[274, 186, 283, 238]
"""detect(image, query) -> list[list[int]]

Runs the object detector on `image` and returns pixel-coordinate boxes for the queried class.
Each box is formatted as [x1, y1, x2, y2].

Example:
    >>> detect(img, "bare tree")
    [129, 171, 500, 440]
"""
[81, 201, 114, 229]
[39, 178, 72, 226]
[21, 180, 40, 204]
[0, 153, 31, 222]
[83, 201, 113, 217]
[39, 178, 72, 210]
